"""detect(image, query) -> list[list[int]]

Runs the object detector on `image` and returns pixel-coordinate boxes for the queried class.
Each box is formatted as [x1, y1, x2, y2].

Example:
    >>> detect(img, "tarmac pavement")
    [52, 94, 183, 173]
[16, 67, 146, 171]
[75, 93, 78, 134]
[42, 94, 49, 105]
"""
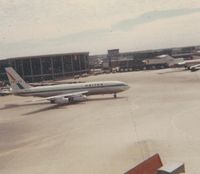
[1, 69, 200, 174]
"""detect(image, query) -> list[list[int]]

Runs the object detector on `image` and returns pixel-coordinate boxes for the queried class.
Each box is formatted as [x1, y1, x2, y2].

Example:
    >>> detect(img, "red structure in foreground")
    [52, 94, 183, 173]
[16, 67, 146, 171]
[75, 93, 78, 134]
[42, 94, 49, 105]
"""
[125, 154, 163, 174]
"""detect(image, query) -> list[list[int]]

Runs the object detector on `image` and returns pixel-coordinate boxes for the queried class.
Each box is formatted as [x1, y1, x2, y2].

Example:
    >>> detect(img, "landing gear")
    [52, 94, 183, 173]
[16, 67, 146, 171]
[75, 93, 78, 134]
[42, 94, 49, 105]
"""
[50, 100, 55, 104]
[68, 97, 74, 103]
[113, 93, 117, 98]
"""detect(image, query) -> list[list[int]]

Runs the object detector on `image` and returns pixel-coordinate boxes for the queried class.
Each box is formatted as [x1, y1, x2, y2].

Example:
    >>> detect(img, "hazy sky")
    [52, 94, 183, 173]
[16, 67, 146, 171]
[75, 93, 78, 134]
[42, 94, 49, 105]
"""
[0, 0, 200, 58]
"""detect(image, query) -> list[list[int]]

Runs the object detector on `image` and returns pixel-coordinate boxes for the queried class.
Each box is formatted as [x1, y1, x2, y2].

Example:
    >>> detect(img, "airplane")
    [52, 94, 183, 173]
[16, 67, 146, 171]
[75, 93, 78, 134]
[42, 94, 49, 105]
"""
[178, 58, 200, 70]
[5, 67, 129, 105]
[190, 64, 200, 72]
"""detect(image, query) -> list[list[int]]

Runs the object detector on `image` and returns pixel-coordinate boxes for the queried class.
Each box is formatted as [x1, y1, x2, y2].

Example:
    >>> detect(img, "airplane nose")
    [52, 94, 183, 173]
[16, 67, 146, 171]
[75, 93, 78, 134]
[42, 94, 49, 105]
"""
[124, 83, 130, 90]
[126, 84, 130, 90]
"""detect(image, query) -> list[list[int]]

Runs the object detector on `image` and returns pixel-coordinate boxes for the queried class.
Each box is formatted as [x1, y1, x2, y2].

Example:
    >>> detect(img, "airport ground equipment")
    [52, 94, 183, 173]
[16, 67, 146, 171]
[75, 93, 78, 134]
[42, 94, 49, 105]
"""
[124, 154, 163, 174]
[124, 154, 185, 174]
[157, 162, 185, 174]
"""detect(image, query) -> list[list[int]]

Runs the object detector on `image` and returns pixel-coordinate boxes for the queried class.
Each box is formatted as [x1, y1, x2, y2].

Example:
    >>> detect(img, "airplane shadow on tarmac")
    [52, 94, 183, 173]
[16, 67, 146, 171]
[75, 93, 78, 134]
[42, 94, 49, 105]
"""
[0, 102, 49, 110]
[0, 96, 126, 115]
[23, 104, 67, 116]
[23, 96, 126, 116]
[87, 96, 125, 102]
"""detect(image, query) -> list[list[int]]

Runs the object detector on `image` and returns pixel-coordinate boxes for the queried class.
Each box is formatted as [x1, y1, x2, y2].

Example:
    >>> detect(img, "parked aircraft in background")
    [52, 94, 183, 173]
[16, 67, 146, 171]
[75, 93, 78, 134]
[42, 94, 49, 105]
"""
[5, 67, 129, 105]
[143, 55, 184, 69]
[178, 58, 200, 70]
[190, 64, 200, 72]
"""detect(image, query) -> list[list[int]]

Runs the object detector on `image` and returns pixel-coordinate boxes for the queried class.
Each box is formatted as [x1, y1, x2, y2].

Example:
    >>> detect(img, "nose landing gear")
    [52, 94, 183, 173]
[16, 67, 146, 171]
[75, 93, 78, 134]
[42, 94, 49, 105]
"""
[113, 93, 117, 98]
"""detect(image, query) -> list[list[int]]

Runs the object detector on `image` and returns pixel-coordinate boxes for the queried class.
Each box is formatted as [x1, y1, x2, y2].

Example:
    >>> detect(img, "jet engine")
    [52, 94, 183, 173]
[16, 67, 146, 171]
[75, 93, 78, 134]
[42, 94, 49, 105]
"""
[53, 95, 87, 105]
[54, 97, 69, 104]
[72, 95, 87, 102]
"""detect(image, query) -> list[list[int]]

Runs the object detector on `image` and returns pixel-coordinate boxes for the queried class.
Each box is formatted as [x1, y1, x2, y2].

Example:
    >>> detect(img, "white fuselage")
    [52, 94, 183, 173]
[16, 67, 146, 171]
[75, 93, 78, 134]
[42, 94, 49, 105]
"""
[13, 81, 129, 97]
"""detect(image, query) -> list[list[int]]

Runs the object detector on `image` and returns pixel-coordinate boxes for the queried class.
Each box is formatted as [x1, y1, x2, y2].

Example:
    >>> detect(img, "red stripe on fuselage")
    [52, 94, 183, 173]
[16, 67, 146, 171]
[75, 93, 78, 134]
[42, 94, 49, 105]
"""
[7, 71, 16, 81]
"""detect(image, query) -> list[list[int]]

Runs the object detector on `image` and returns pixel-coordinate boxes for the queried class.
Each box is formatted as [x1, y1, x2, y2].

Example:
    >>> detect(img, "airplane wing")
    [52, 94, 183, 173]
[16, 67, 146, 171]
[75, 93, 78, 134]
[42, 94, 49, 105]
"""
[43, 91, 88, 100]
[27, 91, 88, 103]
[190, 64, 200, 72]
[190, 64, 200, 68]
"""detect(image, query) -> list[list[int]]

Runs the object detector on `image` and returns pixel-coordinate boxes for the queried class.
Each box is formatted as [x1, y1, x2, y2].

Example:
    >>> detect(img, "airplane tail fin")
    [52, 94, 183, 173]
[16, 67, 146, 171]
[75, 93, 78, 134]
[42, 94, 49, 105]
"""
[5, 67, 31, 92]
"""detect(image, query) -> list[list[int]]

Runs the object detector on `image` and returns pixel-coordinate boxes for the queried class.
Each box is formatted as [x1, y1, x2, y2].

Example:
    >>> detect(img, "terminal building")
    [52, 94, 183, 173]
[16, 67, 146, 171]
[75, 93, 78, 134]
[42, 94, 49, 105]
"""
[91, 46, 200, 70]
[0, 52, 89, 83]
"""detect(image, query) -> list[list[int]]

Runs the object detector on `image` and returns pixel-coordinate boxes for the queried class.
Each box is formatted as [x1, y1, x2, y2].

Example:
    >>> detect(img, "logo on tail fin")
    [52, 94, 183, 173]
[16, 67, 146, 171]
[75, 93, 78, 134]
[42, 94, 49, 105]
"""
[6, 71, 24, 89]
[6, 71, 16, 82]
[5, 67, 30, 91]
[16, 83, 24, 89]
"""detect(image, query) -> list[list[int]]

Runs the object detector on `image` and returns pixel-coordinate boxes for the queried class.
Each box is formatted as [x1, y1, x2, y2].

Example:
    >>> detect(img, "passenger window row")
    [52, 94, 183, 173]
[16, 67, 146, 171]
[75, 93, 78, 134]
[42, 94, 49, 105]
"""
[85, 84, 103, 87]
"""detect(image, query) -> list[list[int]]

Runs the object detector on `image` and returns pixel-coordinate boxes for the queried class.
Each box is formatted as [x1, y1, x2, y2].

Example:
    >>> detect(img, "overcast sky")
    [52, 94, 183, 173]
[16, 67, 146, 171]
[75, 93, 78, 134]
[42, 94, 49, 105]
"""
[0, 0, 200, 58]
